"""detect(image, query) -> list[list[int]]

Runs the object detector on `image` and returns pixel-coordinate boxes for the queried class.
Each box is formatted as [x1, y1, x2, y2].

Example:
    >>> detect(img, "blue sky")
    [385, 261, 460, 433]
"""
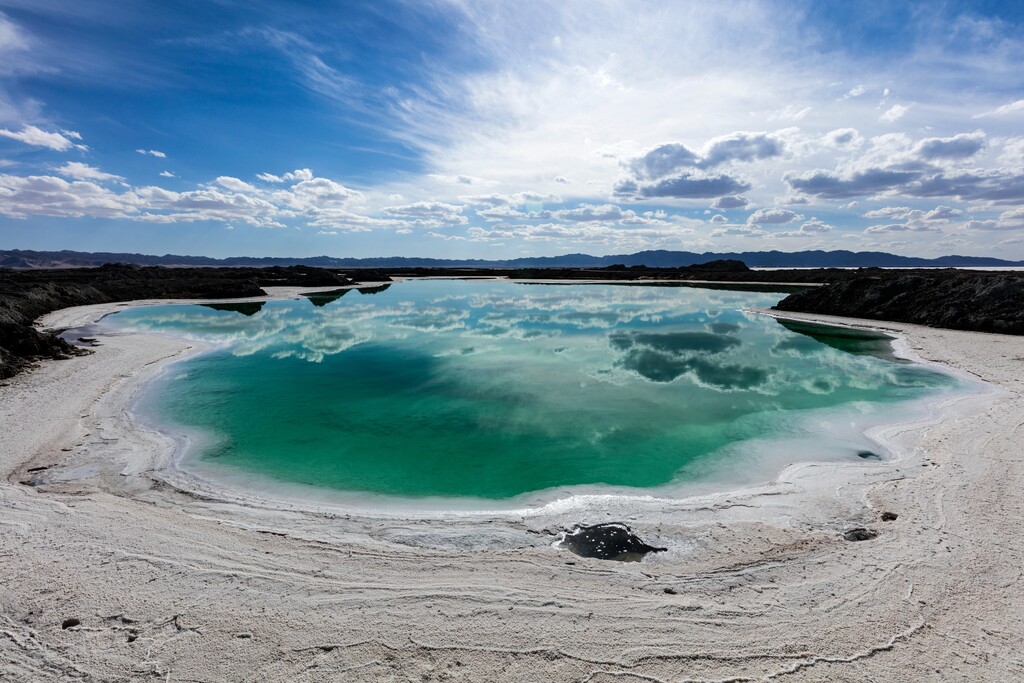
[1, 0, 1023, 259]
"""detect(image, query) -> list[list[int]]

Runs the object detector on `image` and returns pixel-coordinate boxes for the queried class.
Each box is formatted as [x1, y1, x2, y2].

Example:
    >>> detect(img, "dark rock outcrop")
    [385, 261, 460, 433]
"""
[843, 528, 878, 542]
[774, 271, 1024, 335]
[558, 523, 667, 562]
[0, 265, 355, 378]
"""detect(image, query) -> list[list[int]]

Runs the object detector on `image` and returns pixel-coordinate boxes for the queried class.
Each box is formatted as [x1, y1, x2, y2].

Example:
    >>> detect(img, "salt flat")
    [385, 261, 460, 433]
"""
[2, 289, 1022, 682]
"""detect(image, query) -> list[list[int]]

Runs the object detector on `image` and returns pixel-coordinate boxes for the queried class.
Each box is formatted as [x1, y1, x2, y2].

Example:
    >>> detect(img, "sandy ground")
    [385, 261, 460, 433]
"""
[2, 288, 1024, 682]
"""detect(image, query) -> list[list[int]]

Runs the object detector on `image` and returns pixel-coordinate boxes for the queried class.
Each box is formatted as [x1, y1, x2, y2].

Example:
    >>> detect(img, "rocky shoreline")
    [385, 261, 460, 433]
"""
[774, 270, 1024, 335]
[4, 261, 1022, 379]
[0, 264, 381, 378]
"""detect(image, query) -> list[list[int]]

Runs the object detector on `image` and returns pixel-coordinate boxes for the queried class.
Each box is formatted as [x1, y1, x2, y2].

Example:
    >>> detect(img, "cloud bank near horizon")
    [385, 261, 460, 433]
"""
[0, 1, 1023, 258]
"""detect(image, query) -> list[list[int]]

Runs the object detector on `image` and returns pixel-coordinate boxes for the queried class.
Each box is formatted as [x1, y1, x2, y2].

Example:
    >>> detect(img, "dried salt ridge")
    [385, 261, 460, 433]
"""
[556, 523, 668, 562]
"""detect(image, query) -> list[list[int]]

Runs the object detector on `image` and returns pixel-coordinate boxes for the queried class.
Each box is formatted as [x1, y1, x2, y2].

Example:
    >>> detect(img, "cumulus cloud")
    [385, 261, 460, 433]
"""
[823, 128, 863, 148]
[136, 148, 166, 158]
[699, 131, 785, 168]
[554, 203, 633, 222]
[863, 205, 962, 222]
[257, 168, 314, 183]
[775, 219, 834, 238]
[0, 174, 134, 219]
[627, 131, 785, 180]
[0, 125, 85, 151]
[709, 214, 728, 224]
[795, 218, 832, 233]
[55, 162, 123, 182]
[159, 171, 175, 178]
[996, 137, 1024, 165]
[0, 168, 378, 230]
[216, 176, 257, 192]
[282, 177, 362, 209]
[627, 142, 700, 179]
[907, 169, 1024, 204]
[460, 191, 560, 207]
[615, 171, 752, 200]
[710, 195, 750, 210]
[613, 131, 787, 203]
[965, 208, 1024, 231]
[382, 201, 467, 226]
[914, 132, 985, 160]
[784, 167, 921, 199]
[746, 208, 802, 225]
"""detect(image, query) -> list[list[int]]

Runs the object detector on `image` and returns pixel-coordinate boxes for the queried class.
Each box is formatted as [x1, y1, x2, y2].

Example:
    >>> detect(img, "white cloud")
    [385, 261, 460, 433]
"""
[55, 162, 123, 182]
[0, 173, 135, 219]
[746, 208, 802, 225]
[879, 104, 909, 123]
[914, 132, 985, 160]
[865, 222, 941, 234]
[974, 99, 1024, 118]
[965, 208, 1024, 231]
[3, 3, 1024, 257]
[844, 84, 866, 99]
[796, 218, 832, 233]
[136, 148, 166, 158]
[710, 225, 768, 238]
[863, 205, 962, 222]
[216, 176, 257, 193]
[554, 203, 633, 222]
[0, 168, 375, 230]
[280, 177, 362, 210]
[710, 195, 749, 210]
[382, 201, 467, 226]
[159, 171, 175, 178]
[0, 125, 85, 151]
[774, 218, 834, 238]
[995, 137, 1024, 165]
[0, 13, 31, 56]
[823, 128, 863, 148]
[626, 131, 785, 181]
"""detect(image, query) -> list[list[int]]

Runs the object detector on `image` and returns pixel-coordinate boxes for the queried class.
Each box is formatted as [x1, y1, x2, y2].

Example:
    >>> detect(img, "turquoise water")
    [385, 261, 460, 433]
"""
[107, 280, 960, 501]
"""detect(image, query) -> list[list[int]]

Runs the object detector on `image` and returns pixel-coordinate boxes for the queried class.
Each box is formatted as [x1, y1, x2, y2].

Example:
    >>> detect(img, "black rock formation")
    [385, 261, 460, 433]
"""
[774, 271, 1024, 335]
[0, 264, 354, 378]
[303, 289, 350, 307]
[843, 528, 878, 542]
[558, 522, 667, 562]
[200, 302, 266, 316]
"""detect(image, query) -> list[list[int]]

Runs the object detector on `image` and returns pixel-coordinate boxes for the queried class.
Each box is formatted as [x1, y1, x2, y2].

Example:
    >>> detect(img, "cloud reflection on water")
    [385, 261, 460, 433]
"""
[109, 281, 942, 398]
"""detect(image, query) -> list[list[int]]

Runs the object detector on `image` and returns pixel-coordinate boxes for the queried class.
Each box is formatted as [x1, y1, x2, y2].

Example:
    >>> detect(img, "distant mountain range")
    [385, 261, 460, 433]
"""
[2, 248, 1022, 270]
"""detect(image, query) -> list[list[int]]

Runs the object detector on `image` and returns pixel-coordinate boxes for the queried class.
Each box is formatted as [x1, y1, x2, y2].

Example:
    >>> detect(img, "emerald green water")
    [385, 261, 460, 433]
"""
[108, 280, 960, 501]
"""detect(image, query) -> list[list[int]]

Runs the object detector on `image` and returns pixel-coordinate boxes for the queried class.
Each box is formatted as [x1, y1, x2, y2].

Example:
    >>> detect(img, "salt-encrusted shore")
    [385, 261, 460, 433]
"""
[2, 288, 1023, 681]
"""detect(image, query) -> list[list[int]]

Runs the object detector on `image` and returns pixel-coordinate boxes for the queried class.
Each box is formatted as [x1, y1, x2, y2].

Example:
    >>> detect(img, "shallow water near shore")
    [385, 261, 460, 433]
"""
[105, 279, 963, 503]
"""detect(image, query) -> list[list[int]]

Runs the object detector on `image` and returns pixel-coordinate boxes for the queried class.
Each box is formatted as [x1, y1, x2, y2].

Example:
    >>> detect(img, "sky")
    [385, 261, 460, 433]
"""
[1, 0, 1023, 260]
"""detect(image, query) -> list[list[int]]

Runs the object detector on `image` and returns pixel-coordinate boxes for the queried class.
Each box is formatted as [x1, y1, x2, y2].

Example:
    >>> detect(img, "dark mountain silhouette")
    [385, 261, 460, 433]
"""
[2, 248, 1022, 270]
